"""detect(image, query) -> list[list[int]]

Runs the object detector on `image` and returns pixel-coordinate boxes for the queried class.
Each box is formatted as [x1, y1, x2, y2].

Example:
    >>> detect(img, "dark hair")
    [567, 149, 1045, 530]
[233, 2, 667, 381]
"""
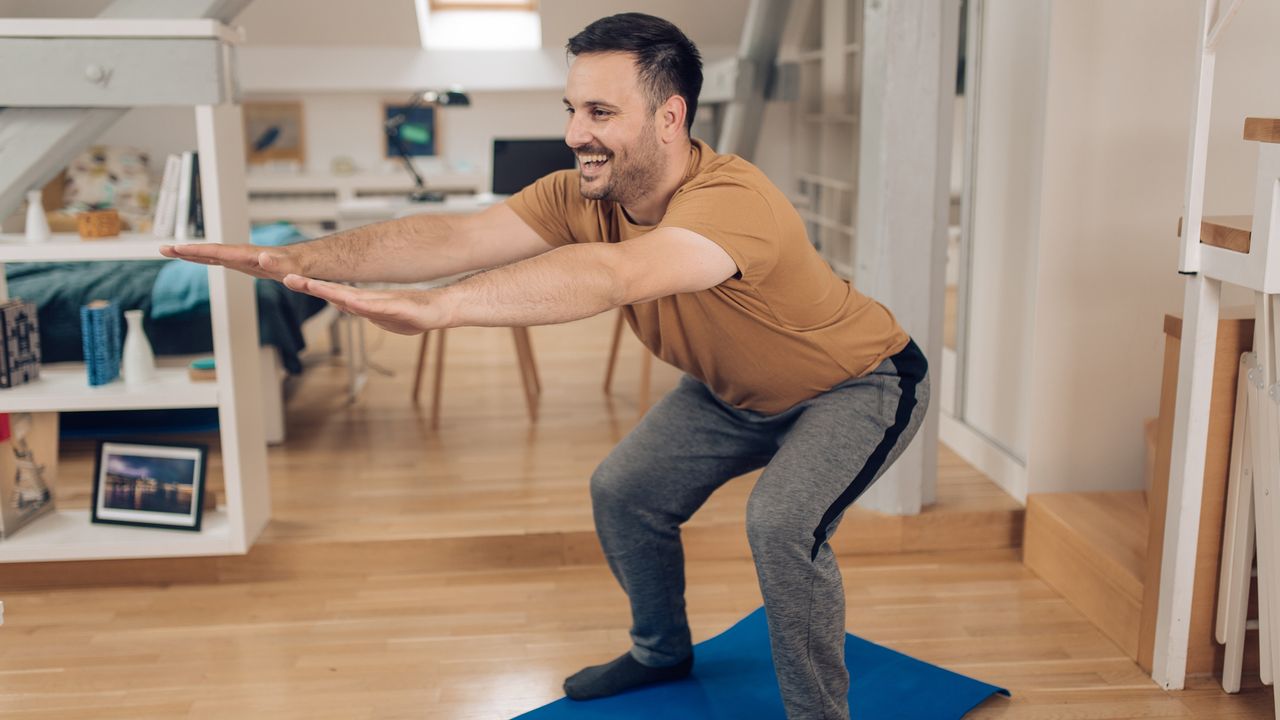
[566, 13, 703, 133]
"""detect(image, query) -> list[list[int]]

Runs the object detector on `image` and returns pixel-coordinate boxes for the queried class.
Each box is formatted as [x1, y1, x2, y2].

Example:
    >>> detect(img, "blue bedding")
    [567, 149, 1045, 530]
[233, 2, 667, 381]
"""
[8, 261, 326, 374]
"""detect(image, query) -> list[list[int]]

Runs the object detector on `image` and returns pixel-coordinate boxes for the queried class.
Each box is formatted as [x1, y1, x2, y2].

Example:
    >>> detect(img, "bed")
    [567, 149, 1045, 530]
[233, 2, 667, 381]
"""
[9, 236, 331, 445]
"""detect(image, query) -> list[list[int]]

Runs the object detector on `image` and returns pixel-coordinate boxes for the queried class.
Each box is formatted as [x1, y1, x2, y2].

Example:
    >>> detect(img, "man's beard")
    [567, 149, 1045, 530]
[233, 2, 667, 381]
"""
[578, 123, 666, 206]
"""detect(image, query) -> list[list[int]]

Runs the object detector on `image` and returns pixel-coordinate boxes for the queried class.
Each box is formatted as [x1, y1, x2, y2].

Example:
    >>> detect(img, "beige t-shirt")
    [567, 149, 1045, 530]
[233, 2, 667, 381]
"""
[506, 139, 909, 415]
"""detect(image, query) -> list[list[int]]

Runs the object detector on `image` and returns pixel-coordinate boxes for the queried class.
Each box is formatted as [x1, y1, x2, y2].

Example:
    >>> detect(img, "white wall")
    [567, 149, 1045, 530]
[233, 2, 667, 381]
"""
[1023, 0, 1280, 494]
[95, 89, 572, 191]
[959, 0, 1050, 464]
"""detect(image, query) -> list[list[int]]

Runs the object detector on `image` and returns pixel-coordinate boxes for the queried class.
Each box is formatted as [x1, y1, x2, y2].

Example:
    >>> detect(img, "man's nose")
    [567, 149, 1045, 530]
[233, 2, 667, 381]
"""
[565, 113, 592, 149]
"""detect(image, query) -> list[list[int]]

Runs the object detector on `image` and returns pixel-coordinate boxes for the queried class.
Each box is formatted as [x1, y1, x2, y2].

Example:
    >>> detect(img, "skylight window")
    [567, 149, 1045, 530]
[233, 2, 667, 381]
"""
[415, 0, 542, 50]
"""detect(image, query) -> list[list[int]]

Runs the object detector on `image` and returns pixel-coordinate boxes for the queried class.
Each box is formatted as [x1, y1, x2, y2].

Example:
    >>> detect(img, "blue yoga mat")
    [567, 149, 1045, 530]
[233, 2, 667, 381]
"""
[515, 608, 1009, 719]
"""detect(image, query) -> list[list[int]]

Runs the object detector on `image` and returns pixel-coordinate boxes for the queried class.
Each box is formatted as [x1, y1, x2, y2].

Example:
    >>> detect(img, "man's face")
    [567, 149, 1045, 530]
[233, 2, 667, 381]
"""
[563, 52, 666, 206]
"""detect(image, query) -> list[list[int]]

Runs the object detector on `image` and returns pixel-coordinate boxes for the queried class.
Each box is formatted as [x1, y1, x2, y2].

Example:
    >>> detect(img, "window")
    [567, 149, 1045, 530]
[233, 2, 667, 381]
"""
[429, 0, 537, 9]
[416, 0, 541, 50]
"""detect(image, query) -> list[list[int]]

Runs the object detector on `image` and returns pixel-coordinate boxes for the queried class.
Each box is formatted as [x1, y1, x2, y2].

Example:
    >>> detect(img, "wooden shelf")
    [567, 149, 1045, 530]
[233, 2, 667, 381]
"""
[1244, 117, 1280, 144]
[1176, 215, 1252, 255]
[0, 509, 234, 563]
[0, 364, 218, 413]
[1202, 215, 1253, 254]
[0, 233, 209, 262]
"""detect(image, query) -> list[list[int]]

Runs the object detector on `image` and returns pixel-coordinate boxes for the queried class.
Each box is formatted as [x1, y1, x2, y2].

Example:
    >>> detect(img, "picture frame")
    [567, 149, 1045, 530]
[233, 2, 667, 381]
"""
[91, 441, 207, 532]
[0, 412, 59, 539]
[383, 101, 437, 157]
[243, 100, 306, 166]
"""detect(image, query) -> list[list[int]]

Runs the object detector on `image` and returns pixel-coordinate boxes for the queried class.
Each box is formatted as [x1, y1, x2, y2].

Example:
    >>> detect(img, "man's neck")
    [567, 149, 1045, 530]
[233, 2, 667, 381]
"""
[621, 138, 694, 226]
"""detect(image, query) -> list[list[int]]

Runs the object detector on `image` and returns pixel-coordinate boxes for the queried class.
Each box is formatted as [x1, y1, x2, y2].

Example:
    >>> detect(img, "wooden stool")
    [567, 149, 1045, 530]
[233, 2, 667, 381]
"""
[603, 309, 653, 411]
[411, 327, 541, 429]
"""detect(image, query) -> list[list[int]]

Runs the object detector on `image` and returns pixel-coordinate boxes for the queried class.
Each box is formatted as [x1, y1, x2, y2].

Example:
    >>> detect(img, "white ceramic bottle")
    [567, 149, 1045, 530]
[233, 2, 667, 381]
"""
[24, 190, 50, 243]
[122, 309, 156, 386]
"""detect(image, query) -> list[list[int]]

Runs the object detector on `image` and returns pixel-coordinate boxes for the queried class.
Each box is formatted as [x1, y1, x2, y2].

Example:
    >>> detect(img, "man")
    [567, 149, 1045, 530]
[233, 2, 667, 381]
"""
[164, 13, 928, 720]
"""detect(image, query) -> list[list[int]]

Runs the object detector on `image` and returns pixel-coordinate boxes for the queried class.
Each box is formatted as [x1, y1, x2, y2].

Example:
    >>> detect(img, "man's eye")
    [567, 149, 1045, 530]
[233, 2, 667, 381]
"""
[564, 107, 574, 115]
[593, 110, 611, 119]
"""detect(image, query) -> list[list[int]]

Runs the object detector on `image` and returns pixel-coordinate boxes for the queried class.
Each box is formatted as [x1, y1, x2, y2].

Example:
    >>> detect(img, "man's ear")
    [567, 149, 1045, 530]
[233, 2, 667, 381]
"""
[660, 95, 688, 143]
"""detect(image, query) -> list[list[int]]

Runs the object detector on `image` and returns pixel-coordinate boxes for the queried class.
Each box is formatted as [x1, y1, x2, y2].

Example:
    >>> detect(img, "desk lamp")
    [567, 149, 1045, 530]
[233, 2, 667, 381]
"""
[384, 89, 470, 202]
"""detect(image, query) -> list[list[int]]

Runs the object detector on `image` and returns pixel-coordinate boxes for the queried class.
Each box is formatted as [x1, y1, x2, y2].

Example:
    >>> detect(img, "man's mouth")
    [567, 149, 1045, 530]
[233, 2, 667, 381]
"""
[577, 152, 610, 174]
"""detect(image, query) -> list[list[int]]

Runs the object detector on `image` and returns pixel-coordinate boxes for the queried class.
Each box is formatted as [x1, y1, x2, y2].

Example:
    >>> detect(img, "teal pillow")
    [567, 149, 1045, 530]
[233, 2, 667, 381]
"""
[150, 222, 308, 319]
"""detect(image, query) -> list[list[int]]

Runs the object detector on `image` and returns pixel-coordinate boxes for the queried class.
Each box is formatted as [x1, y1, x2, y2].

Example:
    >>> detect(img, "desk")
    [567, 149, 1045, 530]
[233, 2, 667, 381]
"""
[333, 195, 538, 426]
[335, 194, 504, 231]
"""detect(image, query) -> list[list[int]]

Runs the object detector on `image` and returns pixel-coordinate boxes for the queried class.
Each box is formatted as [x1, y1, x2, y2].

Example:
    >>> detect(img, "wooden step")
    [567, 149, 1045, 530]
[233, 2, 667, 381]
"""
[1244, 117, 1280, 144]
[1024, 491, 1148, 660]
[1177, 214, 1252, 254]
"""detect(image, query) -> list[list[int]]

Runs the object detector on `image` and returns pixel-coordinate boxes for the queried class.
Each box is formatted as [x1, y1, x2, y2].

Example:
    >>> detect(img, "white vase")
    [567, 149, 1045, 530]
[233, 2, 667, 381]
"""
[24, 190, 49, 244]
[122, 310, 156, 386]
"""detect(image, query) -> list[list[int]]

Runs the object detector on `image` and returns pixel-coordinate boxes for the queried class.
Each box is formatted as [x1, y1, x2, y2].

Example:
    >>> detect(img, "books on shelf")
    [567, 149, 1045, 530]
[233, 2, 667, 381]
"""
[80, 300, 122, 387]
[153, 151, 205, 241]
[152, 153, 182, 238]
[0, 299, 40, 389]
[0, 412, 58, 540]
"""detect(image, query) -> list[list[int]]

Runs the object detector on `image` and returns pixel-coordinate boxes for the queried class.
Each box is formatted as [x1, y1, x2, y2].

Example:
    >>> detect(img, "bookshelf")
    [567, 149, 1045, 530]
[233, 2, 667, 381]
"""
[0, 233, 211, 262]
[0, 18, 270, 564]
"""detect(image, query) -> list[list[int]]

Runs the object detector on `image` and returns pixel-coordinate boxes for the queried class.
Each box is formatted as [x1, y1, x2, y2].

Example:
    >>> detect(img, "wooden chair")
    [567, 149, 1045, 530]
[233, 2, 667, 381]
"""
[411, 327, 541, 429]
[602, 309, 653, 411]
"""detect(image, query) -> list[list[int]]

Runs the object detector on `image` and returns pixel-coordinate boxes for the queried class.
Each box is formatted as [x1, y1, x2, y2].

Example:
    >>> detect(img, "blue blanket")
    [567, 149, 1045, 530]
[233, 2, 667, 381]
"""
[7, 261, 324, 374]
[515, 608, 1009, 720]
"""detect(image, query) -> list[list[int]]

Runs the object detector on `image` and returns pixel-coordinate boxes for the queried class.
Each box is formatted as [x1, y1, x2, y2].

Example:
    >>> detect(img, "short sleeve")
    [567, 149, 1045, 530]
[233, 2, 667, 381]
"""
[504, 170, 580, 248]
[658, 179, 780, 283]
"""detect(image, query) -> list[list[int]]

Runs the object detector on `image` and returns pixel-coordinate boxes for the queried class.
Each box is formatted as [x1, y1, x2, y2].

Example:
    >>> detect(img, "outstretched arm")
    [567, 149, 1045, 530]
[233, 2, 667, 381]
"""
[160, 203, 553, 284]
[280, 227, 738, 334]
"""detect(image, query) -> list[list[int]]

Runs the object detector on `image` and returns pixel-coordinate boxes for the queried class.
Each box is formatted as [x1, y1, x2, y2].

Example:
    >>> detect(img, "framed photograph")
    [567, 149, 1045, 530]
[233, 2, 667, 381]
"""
[0, 412, 59, 539]
[243, 101, 306, 166]
[383, 102, 437, 157]
[91, 441, 207, 532]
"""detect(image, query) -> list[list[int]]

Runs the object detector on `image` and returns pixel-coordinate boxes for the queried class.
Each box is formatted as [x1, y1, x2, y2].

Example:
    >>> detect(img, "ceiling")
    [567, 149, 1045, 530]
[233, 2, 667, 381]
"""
[0, 0, 751, 50]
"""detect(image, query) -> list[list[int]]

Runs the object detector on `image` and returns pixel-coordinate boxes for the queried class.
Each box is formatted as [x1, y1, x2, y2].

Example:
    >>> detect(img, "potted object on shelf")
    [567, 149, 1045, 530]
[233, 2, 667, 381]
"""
[76, 204, 122, 239]
[24, 190, 50, 244]
[121, 309, 156, 386]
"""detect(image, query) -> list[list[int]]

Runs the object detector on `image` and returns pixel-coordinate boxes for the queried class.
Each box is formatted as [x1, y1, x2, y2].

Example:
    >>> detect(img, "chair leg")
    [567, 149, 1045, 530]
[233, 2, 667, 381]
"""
[517, 327, 541, 396]
[638, 350, 653, 413]
[604, 309, 625, 394]
[511, 327, 540, 422]
[431, 328, 447, 429]
[1218, 354, 1255, 693]
[412, 330, 431, 405]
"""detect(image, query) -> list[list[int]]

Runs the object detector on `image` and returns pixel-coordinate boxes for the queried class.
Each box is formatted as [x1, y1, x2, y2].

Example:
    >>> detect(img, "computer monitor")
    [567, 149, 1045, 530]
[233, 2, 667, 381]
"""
[491, 138, 577, 195]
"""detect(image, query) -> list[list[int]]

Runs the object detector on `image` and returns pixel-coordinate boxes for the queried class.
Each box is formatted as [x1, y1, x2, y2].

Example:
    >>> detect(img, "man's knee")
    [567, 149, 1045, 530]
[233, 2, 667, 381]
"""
[745, 490, 805, 555]
[590, 456, 642, 512]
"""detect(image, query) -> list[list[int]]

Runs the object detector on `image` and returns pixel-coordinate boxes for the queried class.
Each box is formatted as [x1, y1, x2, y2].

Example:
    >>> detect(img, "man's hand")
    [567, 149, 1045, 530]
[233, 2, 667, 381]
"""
[160, 243, 304, 281]
[281, 275, 450, 335]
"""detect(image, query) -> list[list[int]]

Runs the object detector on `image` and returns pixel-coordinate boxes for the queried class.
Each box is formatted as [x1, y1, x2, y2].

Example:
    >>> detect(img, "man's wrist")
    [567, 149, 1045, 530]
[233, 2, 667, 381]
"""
[429, 287, 458, 329]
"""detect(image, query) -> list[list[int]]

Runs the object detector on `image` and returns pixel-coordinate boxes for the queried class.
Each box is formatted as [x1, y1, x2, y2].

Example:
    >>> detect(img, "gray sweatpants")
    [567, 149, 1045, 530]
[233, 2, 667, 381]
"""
[589, 338, 930, 720]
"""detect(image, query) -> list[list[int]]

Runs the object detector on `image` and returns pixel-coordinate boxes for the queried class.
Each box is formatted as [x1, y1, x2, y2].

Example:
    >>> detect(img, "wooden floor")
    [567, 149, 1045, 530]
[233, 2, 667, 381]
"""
[0, 312, 1272, 718]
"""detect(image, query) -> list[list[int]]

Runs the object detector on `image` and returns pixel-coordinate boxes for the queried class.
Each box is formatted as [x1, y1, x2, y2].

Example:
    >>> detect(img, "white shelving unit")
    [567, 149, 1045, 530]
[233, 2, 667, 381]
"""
[0, 233, 212, 262]
[0, 15, 270, 563]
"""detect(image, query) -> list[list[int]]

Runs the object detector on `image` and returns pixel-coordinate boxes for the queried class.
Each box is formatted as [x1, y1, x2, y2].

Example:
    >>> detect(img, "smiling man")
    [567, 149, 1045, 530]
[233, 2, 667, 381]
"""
[163, 13, 928, 720]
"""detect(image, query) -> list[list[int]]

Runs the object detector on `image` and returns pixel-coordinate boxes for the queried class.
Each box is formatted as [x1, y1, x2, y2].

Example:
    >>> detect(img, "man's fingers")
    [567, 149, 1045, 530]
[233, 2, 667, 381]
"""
[282, 275, 359, 305]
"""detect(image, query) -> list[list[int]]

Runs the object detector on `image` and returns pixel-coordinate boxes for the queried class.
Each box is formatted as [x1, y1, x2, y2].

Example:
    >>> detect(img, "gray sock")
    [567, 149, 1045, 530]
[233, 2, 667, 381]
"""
[563, 651, 694, 700]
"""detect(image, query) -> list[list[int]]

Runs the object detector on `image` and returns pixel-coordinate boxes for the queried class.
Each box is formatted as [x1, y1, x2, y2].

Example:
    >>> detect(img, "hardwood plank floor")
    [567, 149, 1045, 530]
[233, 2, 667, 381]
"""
[0, 312, 1270, 718]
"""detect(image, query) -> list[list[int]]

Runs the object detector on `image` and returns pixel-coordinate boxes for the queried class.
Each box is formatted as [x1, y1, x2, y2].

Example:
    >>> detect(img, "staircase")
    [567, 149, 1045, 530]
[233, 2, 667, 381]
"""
[1024, 307, 1259, 675]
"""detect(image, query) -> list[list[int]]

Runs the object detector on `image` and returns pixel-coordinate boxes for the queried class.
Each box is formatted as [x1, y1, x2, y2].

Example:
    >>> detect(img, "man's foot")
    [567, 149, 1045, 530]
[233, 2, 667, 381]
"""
[563, 651, 694, 700]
